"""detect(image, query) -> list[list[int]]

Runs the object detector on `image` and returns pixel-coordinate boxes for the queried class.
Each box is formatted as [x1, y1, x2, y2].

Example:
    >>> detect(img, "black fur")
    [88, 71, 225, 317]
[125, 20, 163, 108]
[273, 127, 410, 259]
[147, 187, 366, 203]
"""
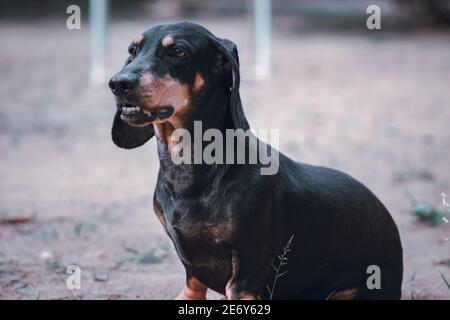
[110, 22, 403, 299]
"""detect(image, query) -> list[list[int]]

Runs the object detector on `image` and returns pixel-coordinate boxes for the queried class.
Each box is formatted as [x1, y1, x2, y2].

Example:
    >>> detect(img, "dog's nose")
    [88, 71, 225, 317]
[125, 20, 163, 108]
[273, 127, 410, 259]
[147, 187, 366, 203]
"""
[109, 73, 139, 96]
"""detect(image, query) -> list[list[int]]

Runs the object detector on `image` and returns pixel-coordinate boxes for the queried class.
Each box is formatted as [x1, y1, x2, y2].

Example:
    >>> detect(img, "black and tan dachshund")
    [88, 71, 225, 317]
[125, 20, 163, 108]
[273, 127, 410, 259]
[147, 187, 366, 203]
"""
[109, 22, 403, 300]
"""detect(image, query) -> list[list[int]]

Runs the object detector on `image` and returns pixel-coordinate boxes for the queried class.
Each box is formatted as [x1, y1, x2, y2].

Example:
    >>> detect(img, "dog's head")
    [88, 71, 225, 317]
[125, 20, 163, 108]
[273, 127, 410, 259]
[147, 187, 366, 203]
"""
[110, 21, 248, 149]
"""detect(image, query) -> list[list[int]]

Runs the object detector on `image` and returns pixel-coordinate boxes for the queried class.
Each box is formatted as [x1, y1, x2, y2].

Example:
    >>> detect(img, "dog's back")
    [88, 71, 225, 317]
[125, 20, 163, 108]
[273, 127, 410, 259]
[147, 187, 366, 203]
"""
[265, 158, 403, 299]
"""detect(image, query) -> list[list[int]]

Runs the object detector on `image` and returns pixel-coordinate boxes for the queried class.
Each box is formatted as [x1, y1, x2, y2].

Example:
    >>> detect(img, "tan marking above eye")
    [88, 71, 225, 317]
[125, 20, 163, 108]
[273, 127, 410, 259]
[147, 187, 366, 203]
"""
[193, 73, 205, 92]
[162, 35, 174, 47]
[134, 34, 144, 45]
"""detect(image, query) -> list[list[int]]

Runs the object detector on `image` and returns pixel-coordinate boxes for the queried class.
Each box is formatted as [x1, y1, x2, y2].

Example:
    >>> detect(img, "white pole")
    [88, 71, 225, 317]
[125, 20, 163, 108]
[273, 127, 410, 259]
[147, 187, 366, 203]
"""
[89, 0, 108, 84]
[254, 0, 272, 80]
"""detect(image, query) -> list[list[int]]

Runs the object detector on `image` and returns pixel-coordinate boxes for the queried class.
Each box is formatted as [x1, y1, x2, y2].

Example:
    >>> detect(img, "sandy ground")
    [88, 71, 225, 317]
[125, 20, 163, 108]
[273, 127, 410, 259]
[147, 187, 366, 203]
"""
[1, 12, 450, 299]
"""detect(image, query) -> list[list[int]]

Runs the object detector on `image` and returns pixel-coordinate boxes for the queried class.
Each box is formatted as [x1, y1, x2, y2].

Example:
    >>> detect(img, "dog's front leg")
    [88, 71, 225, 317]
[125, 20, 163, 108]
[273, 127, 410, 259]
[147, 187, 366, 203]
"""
[175, 271, 208, 300]
[225, 249, 268, 300]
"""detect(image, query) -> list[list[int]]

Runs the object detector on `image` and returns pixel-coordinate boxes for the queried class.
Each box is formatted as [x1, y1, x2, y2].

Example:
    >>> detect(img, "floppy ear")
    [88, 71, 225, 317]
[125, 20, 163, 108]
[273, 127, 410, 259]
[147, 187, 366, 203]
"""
[111, 110, 154, 149]
[213, 37, 250, 131]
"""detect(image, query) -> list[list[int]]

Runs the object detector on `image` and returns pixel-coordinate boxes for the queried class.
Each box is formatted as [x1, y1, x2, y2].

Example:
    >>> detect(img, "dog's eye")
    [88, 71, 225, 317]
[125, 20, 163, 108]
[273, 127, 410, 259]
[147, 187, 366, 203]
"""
[128, 43, 137, 56]
[170, 47, 185, 58]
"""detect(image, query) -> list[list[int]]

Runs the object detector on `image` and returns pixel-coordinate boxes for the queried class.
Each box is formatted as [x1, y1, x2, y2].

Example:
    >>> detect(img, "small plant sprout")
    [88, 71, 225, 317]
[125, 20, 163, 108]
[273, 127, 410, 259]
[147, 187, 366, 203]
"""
[438, 194, 450, 293]
[439, 272, 450, 292]
[267, 234, 294, 300]
[412, 203, 443, 226]
[441, 193, 450, 235]
[442, 193, 450, 210]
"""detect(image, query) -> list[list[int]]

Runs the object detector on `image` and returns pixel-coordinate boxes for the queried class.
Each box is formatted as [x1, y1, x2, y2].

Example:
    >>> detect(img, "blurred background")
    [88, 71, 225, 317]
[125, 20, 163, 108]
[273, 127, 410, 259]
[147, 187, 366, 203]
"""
[0, 0, 449, 299]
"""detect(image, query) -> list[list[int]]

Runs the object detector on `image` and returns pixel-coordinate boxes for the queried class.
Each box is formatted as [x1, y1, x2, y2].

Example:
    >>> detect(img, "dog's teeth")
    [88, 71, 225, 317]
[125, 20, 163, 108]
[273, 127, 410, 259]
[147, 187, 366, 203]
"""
[122, 106, 142, 113]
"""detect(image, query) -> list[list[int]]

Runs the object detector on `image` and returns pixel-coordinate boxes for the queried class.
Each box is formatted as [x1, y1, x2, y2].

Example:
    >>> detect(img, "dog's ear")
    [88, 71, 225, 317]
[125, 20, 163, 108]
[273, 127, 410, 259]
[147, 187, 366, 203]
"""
[111, 110, 154, 149]
[213, 37, 250, 131]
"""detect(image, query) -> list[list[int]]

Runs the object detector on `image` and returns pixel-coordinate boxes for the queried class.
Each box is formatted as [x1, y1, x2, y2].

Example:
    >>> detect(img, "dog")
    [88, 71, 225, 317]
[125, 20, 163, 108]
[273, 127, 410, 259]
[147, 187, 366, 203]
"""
[109, 22, 403, 300]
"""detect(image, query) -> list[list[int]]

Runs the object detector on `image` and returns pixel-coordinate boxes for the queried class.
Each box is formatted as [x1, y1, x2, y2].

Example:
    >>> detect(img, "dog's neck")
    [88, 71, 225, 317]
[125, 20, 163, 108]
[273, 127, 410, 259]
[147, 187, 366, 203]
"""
[154, 84, 235, 192]
[153, 121, 182, 150]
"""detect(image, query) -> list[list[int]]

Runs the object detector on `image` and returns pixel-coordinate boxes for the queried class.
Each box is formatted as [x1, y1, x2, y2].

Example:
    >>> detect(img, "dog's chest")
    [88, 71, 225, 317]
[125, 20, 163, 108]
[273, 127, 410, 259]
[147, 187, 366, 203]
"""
[159, 200, 234, 292]
[167, 203, 233, 246]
